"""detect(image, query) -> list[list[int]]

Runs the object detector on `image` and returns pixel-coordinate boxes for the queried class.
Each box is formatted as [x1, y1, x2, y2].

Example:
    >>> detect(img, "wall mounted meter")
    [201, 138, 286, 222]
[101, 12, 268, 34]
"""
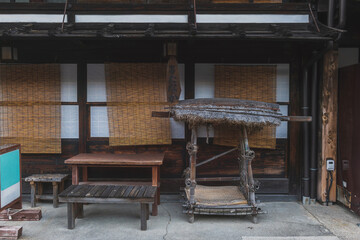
[326, 158, 335, 171]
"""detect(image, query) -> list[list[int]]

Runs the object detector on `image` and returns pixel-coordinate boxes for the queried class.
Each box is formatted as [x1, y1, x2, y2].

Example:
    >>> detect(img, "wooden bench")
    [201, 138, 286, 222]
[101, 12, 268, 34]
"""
[65, 153, 164, 216]
[59, 184, 156, 231]
[25, 174, 68, 208]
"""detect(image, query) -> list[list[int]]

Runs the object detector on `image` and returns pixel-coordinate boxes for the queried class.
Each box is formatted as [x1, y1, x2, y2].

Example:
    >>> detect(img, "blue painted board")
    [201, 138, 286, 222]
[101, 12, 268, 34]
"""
[0, 150, 20, 191]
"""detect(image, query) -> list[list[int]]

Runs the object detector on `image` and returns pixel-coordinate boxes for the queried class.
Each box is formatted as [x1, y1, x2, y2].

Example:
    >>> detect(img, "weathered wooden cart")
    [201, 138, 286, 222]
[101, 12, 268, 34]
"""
[170, 98, 285, 223]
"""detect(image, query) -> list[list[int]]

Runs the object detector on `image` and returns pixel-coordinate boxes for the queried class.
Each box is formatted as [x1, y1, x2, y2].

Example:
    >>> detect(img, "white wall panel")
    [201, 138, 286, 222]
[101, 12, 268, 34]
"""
[61, 105, 79, 139]
[197, 14, 309, 23]
[76, 15, 188, 23]
[0, 14, 67, 23]
[90, 106, 109, 138]
[87, 64, 107, 102]
[61, 64, 77, 102]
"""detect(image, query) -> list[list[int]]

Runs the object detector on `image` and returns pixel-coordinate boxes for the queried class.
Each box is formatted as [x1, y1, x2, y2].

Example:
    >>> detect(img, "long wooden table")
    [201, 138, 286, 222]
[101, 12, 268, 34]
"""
[64, 153, 164, 216]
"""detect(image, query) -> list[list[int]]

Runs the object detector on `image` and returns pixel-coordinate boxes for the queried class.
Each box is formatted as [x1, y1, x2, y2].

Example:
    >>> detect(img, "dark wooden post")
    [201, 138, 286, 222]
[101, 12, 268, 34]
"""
[30, 182, 36, 208]
[67, 203, 76, 229]
[140, 203, 147, 231]
[151, 166, 159, 216]
[52, 182, 58, 208]
[318, 50, 338, 203]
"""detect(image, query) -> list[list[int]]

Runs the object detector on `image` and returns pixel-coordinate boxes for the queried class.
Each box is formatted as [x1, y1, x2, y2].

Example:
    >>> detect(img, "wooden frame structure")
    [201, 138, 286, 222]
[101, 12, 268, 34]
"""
[183, 126, 265, 223]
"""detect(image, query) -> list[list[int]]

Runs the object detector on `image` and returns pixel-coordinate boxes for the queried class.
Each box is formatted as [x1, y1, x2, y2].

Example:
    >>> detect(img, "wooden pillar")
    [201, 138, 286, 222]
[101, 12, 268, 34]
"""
[318, 50, 338, 203]
[78, 63, 87, 154]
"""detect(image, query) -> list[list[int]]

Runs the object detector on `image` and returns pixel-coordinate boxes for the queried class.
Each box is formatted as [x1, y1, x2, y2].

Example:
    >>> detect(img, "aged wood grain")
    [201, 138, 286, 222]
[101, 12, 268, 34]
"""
[318, 50, 338, 203]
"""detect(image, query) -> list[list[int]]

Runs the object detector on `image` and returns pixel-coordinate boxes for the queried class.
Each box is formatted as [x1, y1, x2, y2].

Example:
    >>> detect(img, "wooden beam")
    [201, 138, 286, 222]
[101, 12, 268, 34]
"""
[77, 63, 87, 153]
[318, 50, 338, 203]
[0, 226, 22, 240]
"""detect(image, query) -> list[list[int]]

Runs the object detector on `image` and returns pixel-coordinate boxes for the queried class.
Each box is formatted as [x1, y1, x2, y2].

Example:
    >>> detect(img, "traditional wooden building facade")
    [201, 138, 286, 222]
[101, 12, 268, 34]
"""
[0, 0, 348, 204]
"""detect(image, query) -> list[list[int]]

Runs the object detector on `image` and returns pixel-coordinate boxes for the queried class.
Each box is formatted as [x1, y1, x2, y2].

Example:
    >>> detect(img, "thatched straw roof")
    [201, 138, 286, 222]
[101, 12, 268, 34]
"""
[171, 98, 283, 128]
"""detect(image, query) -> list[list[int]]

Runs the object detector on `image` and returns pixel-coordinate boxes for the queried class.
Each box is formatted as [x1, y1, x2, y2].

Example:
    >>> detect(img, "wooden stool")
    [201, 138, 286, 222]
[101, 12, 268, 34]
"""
[25, 174, 68, 208]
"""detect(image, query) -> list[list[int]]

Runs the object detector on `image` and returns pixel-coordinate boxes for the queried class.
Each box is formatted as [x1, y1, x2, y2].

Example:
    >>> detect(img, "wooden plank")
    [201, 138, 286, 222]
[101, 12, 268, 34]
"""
[129, 186, 141, 198]
[65, 153, 165, 166]
[0, 226, 22, 240]
[118, 186, 129, 197]
[100, 186, 115, 198]
[122, 186, 135, 198]
[151, 111, 171, 118]
[318, 50, 338, 203]
[94, 185, 107, 198]
[108, 186, 121, 198]
[59, 185, 78, 197]
[85, 185, 102, 198]
[59, 197, 154, 204]
[66, 185, 86, 197]
[143, 186, 157, 198]
[0, 209, 42, 221]
[24, 174, 68, 182]
[0, 144, 20, 155]
[137, 186, 147, 198]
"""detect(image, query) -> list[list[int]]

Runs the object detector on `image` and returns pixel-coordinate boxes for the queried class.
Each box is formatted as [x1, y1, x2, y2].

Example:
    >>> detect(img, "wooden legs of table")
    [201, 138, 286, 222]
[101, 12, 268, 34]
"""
[151, 166, 160, 216]
[67, 203, 84, 229]
[30, 181, 62, 208]
[67, 203, 76, 229]
[140, 203, 148, 231]
[77, 204, 84, 218]
[146, 204, 149, 220]
[30, 181, 36, 208]
[82, 167, 88, 182]
[72, 166, 79, 185]
[52, 182, 59, 208]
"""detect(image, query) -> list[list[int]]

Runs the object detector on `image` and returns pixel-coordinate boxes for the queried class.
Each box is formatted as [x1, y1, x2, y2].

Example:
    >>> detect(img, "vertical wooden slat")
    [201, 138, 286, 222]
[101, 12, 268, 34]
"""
[77, 63, 87, 153]
[318, 50, 338, 203]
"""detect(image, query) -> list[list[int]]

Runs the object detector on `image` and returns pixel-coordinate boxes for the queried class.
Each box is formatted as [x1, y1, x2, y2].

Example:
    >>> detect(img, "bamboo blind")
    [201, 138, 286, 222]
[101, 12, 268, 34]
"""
[214, 65, 277, 149]
[0, 64, 61, 153]
[105, 63, 171, 146]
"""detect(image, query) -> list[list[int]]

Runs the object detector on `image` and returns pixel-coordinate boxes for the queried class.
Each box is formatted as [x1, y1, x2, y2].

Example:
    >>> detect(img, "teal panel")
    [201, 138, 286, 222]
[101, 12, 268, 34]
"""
[0, 150, 20, 191]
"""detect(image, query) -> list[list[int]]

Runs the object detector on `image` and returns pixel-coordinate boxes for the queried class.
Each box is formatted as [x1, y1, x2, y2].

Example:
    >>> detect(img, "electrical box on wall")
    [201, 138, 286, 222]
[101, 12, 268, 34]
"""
[326, 159, 335, 171]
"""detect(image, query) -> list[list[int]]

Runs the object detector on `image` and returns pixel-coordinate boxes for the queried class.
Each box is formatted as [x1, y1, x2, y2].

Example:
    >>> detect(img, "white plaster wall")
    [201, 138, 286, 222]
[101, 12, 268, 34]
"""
[60, 64, 79, 139]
